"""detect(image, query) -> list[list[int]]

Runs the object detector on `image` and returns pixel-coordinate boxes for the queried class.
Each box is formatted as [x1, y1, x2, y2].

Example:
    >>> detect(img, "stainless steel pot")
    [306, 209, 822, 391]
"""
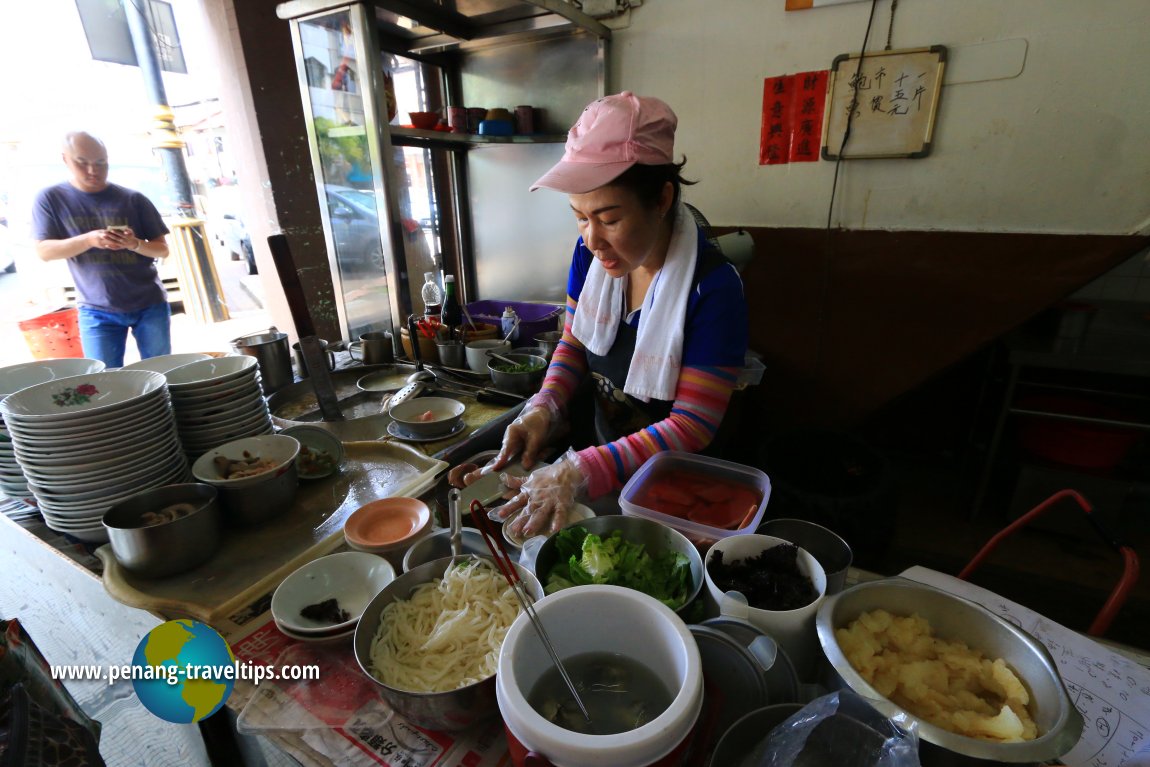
[816, 578, 1084, 766]
[229, 329, 293, 395]
[353, 556, 542, 731]
[102, 483, 221, 578]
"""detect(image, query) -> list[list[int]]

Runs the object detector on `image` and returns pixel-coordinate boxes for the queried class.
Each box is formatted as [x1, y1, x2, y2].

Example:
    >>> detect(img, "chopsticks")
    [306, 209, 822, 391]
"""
[470, 499, 591, 723]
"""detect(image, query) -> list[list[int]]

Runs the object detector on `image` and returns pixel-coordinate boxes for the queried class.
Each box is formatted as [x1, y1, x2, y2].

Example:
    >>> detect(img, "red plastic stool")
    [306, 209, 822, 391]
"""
[958, 489, 1140, 637]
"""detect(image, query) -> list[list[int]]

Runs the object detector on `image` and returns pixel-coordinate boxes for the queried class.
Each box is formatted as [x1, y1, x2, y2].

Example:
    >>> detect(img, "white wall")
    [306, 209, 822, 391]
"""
[610, 0, 1149, 235]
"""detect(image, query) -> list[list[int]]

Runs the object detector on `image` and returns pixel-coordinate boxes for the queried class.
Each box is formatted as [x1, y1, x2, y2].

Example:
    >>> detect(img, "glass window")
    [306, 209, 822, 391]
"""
[298, 10, 391, 339]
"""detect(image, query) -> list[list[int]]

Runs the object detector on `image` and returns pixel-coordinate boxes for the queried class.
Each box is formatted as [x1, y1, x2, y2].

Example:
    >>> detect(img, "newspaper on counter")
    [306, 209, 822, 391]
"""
[901, 566, 1150, 767]
[223, 609, 511, 767]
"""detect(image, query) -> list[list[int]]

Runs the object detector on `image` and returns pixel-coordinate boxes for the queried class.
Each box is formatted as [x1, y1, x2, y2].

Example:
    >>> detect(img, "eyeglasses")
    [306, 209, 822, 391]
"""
[72, 159, 109, 170]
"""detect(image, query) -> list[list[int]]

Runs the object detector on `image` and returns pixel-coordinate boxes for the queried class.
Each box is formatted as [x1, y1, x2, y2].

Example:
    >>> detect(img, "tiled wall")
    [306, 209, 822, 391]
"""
[1072, 247, 1150, 303]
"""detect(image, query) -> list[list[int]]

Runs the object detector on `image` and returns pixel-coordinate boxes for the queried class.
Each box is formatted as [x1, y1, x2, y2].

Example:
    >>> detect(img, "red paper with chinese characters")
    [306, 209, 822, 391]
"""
[760, 70, 828, 165]
[789, 70, 828, 162]
[760, 75, 794, 165]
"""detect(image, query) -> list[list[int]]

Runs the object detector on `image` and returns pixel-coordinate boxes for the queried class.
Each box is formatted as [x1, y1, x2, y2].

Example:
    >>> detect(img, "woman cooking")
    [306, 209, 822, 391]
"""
[454, 92, 748, 537]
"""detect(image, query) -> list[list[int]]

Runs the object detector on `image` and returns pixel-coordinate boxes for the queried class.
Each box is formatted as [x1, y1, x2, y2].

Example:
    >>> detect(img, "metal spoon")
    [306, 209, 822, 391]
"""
[488, 350, 521, 367]
[448, 488, 463, 559]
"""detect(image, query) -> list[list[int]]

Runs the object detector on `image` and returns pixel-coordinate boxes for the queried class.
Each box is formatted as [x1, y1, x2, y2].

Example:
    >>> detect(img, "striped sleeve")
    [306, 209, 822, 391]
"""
[536, 294, 587, 413]
[573, 364, 740, 498]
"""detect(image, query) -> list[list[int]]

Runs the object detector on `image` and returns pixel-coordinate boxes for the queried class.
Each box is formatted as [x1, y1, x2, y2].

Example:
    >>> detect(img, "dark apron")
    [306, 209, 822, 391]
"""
[586, 319, 674, 445]
[580, 246, 733, 449]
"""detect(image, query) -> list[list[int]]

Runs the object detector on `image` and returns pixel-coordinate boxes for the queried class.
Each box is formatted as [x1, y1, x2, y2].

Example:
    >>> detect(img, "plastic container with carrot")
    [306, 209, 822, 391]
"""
[620, 452, 771, 547]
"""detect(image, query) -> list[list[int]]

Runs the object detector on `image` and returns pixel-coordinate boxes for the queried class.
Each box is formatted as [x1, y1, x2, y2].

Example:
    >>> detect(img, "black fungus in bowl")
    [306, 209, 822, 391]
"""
[708, 544, 816, 611]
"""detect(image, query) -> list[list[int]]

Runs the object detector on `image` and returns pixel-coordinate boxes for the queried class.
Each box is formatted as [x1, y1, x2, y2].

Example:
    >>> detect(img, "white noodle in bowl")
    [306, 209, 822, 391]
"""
[353, 555, 543, 731]
[370, 558, 517, 692]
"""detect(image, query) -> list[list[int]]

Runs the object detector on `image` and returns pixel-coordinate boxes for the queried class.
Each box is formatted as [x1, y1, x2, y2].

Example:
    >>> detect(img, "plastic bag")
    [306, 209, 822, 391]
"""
[0, 619, 106, 767]
[748, 690, 920, 767]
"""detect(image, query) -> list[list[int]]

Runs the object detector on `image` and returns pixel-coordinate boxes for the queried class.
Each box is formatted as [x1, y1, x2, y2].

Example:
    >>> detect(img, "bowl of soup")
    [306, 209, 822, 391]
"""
[496, 585, 703, 767]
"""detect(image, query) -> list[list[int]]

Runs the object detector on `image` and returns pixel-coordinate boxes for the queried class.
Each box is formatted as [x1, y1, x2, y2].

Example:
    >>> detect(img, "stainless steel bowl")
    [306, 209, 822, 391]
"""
[353, 555, 543, 731]
[711, 704, 803, 767]
[214, 462, 299, 527]
[401, 527, 490, 572]
[487, 353, 547, 395]
[533, 331, 562, 359]
[532, 514, 704, 615]
[816, 578, 1084, 766]
[102, 483, 221, 578]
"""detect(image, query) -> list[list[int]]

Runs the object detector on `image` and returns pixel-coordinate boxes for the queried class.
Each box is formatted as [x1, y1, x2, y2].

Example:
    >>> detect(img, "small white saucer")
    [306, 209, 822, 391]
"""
[502, 503, 595, 549]
[386, 420, 466, 443]
[275, 620, 356, 644]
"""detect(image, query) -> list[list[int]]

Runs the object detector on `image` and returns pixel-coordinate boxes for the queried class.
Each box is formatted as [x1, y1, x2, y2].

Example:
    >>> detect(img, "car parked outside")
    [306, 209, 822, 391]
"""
[326, 185, 384, 271]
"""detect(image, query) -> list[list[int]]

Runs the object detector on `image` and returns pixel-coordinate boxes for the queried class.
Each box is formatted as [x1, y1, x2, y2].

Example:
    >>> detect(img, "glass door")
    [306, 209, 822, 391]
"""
[292, 6, 398, 340]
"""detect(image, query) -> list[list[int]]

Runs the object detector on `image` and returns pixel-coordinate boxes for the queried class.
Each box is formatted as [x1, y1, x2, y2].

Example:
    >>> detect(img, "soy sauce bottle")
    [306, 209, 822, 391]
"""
[440, 274, 462, 339]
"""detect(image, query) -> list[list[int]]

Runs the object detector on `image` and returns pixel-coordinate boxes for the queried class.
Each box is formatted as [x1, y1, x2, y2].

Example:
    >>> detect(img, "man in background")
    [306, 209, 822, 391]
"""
[32, 131, 171, 367]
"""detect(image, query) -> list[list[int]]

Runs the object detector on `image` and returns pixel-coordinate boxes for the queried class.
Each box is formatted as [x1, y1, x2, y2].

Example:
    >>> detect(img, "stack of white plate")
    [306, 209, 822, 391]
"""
[0, 358, 107, 501]
[164, 356, 273, 461]
[0, 370, 187, 541]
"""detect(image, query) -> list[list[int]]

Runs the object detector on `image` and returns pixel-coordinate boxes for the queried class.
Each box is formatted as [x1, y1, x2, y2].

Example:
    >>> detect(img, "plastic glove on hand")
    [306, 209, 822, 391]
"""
[491, 397, 566, 471]
[447, 462, 480, 489]
[498, 452, 587, 538]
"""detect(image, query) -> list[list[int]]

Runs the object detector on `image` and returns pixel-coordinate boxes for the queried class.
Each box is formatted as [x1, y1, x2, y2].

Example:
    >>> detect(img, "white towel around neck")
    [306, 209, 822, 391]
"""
[571, 200, 697, 402]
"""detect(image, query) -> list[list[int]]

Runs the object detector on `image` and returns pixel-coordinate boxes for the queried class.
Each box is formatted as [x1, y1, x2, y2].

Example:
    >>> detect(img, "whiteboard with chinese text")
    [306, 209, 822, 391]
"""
[823, 46, 947, 159]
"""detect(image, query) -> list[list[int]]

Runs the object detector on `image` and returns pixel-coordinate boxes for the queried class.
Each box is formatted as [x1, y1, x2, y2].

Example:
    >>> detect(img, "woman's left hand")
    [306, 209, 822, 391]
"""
[496, 450, 587, 537]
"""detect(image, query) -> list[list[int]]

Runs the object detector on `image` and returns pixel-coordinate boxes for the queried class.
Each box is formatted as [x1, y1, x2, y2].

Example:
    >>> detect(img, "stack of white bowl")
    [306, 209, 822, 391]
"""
[0, 369, 187, 541]
[0, 358, 107, 502]
[164, 356, 273, 461]
[121, 352, 212, 375]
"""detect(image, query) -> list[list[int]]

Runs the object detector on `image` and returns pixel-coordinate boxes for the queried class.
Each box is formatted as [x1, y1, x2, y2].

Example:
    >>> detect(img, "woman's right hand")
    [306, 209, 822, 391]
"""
[491, 405, 557, 471]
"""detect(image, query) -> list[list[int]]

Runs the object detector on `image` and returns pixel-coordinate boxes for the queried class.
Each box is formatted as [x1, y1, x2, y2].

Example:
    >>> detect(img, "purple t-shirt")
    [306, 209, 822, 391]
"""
[31, 182, 170, 312]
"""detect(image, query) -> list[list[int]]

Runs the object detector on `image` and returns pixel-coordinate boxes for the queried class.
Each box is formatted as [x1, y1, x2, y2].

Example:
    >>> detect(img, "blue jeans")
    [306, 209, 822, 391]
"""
[78, 303, 172, 368]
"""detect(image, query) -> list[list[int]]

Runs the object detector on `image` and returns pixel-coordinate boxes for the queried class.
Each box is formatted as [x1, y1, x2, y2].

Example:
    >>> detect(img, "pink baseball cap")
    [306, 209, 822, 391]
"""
[530, 92, 677, 193]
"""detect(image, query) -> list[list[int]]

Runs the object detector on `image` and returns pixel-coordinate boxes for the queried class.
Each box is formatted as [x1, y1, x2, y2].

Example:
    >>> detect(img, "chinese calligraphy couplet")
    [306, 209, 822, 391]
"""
[759, 70, 829, 166]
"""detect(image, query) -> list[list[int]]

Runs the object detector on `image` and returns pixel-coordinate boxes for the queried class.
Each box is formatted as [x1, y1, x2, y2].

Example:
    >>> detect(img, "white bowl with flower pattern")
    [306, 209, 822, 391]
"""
[16, 430, 180, 474]
[0, 359, 106, 398]
[1, 394, 170, 436]
[0, 371, 167, 422]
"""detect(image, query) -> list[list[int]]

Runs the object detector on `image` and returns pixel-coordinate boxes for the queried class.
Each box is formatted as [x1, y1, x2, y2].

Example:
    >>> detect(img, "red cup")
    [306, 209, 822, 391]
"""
[447, 106, 466, 133]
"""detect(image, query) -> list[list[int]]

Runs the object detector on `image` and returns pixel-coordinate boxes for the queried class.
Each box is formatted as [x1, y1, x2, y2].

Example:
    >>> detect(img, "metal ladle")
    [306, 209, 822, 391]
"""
[389, 315, 437, 408]
[447, 487, 463, 559]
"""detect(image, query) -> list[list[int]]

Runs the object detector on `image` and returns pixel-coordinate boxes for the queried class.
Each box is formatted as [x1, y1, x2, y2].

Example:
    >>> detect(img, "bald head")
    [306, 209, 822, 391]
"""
[62, 132, 110, 193]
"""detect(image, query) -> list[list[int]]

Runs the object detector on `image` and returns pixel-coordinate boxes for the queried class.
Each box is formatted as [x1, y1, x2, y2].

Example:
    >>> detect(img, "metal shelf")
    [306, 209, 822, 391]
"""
[277, 0, 611, 52]
[389, 126, 566, 148]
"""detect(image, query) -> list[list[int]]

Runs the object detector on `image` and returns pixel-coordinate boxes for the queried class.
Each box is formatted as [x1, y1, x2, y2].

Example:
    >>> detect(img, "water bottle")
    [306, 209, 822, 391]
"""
[420, 271, 442, 315]
[501, 306, 520, 342]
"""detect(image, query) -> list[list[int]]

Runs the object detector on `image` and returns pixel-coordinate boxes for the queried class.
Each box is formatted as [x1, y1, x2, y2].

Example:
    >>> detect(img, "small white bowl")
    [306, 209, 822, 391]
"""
[165, 356, 257, 390]
[280, 425, 345, 479]
[465, 339, 511, 373]
[388, 396, 465, 438]
[121, 353, 211, 375]
[271, 551, 396, 635]
[191, 434, 300, 488]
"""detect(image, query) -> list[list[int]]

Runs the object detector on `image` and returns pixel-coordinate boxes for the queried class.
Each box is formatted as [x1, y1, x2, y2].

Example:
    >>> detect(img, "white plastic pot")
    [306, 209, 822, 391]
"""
[496, 585, 702, 767]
